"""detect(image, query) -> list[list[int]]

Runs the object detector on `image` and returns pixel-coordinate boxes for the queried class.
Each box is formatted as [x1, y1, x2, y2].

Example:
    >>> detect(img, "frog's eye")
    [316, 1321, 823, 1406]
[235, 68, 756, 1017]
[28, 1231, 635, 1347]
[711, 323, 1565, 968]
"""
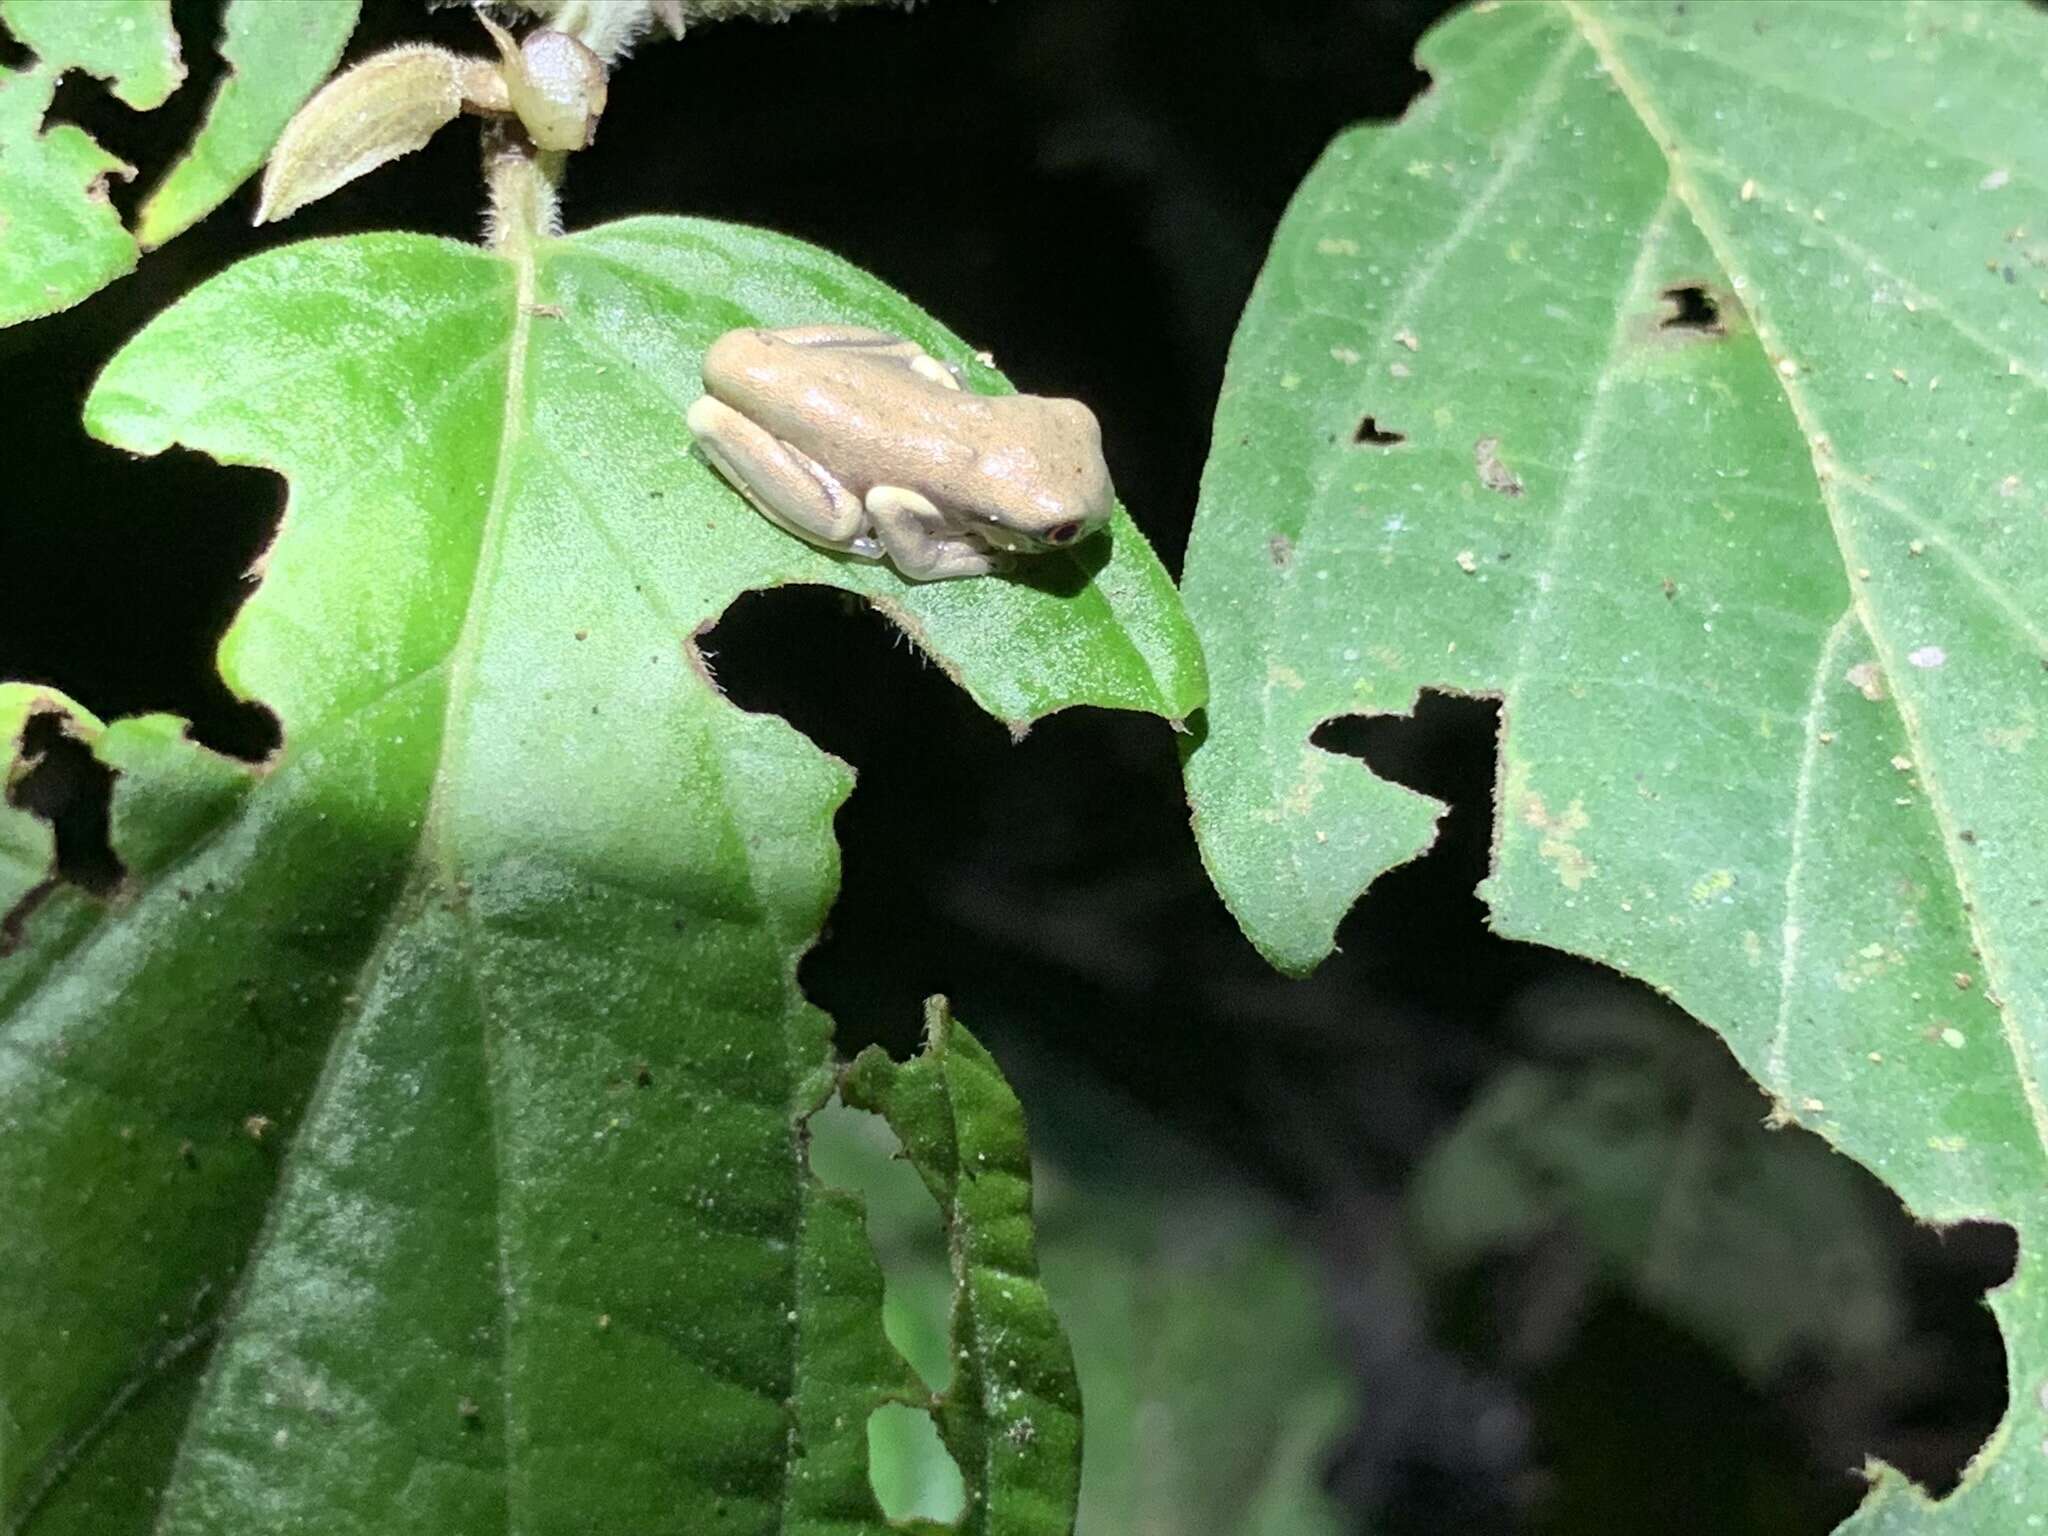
[1044, 521, 1082, 545]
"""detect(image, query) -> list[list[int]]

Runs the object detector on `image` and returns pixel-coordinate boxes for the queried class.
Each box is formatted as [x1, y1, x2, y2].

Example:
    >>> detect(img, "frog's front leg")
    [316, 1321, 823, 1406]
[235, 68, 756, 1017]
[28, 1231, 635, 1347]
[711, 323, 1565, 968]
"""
[865, 486, 1004, 580]
[685, 395, 881, 558]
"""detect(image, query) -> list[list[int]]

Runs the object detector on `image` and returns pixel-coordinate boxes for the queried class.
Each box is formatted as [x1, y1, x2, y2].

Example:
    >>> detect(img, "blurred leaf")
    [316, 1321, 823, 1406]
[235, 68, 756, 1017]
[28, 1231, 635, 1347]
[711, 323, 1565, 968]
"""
[1410, 978, 1906, 1385]
[1035, 1121, 1353, 1536]
[0, 216, 1198, 1532]
[0, 0, 356, 324]
[1045, 1188, 1352, 1536]
[138, 0, 359, 247]
[1180, 2, 2048, 1528]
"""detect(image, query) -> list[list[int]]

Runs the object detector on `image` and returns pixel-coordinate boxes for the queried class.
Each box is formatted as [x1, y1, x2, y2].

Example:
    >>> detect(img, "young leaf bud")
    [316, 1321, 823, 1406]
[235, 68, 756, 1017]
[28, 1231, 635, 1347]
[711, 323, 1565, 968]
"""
[256, 47, 471, 224]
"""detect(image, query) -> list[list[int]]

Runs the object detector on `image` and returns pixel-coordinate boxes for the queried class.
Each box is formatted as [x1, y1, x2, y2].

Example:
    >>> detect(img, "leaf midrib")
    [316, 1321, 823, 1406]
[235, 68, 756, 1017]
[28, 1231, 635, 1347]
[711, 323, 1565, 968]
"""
[416, 227, 538, 1534]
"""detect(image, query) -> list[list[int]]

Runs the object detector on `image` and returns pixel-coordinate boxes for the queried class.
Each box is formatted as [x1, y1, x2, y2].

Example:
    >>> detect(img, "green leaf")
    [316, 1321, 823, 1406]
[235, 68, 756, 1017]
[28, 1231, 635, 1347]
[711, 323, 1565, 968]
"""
[0, 0, 355, 325]
[0, 0, 179, 325]
[0, 0, 183, 108]
[135, 0, 360, 249]
[0, 216, 1199, 1532]
[1180, 1, 2047, 1527]
[818, 1065, 1354, 1536]
[845, 1003, 1083, 1536]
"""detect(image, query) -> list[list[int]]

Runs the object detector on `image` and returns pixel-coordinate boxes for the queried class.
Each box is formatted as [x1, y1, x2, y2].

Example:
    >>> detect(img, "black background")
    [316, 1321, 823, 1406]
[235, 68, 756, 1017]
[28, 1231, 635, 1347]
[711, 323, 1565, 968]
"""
[0, 2, 2020, 1530]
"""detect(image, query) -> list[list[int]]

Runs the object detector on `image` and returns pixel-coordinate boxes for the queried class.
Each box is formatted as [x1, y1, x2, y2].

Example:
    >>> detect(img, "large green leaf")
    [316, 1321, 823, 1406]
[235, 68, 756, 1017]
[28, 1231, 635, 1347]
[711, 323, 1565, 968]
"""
[0, 0, 356, 326]
[1180, 1, 2046, 1528]
[0, 216, 1201, 1532]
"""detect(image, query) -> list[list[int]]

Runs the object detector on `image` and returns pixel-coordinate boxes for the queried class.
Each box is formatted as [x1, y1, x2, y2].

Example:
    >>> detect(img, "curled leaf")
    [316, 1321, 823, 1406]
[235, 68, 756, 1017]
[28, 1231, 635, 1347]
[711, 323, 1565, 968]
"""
[254, 44, 474, 224]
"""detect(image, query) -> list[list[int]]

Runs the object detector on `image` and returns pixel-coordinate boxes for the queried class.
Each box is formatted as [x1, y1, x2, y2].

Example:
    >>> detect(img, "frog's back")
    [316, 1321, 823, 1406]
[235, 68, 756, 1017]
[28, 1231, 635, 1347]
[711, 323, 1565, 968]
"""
[702, 328, 993, 492]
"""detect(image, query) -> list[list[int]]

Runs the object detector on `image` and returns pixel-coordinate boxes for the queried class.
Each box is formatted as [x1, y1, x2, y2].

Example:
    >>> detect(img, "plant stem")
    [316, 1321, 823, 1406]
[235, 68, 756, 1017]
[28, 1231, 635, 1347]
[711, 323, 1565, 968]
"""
[483, 120, 565, 255]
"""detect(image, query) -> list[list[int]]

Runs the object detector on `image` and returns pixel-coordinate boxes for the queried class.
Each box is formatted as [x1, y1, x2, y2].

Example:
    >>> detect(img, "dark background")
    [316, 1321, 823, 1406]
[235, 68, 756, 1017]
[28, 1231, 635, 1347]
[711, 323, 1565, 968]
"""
[0, 1, 2019, 1531]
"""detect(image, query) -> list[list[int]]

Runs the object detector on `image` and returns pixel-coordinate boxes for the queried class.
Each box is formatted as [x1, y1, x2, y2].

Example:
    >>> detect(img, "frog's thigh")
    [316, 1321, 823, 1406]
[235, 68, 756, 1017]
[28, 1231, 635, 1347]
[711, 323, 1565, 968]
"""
[865, 485, 1002, 581]
[770, 326, 962, 392]
[686, 396, 872, 552]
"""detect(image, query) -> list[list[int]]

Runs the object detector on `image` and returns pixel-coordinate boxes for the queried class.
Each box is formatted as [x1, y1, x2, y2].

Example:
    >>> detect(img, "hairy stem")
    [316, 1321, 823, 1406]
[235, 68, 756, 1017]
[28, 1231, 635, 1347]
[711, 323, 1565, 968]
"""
[483, 119, 564, 254]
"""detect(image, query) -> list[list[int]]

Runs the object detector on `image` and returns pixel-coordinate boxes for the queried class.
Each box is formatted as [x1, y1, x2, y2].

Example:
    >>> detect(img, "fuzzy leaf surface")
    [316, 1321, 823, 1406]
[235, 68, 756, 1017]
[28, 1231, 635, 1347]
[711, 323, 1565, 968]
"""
[1180, 3, 2047, 1528]
[0, 215, 1200, 1533]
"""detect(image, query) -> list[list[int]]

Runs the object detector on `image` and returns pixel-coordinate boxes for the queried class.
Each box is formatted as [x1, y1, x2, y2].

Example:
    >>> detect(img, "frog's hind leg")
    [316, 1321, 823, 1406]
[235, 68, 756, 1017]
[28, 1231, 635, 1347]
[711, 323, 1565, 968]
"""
[865, 485, 1004, 581]
[686, 395, 880, 558]
[770, 325, 964, 392]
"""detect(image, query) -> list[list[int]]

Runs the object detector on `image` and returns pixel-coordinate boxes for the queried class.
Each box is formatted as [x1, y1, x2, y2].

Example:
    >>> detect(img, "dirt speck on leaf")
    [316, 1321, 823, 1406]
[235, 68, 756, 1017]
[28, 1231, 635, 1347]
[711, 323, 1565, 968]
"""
[1845, 661, 1887, 701]
[1474, 437, 1524, 497]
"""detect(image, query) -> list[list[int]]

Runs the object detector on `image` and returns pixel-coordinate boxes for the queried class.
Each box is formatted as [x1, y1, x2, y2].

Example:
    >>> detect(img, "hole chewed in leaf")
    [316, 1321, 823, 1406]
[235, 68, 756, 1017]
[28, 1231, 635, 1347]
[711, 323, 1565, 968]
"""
[0, 442, 285, 765]
[805, 1097, 953, 1392]
[867, 1403, 967, 1525]
[1473, 436, 1524, 497]
[1355, 416, 1407, 446]
[2, 710, 124, 952]
[13, 713, 122, 896]
[1658, 283, 1726, 336]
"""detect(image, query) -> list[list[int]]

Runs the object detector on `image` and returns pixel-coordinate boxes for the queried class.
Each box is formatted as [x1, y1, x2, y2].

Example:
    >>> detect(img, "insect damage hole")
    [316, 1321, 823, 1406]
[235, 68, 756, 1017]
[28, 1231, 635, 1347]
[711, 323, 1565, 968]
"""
[1354, 416, 1407, 446]
[806, 1097, 954, 1390]
[806, 1097, 970, 1523]
[1658, 284, 1726, 336]
[2, 711, 125, 952]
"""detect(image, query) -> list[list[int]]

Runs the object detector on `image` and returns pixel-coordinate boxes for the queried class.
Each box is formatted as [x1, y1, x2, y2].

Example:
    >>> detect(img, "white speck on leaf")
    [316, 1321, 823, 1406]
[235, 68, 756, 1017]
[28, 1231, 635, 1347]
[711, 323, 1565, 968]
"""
[1908, 645, 1947, 669]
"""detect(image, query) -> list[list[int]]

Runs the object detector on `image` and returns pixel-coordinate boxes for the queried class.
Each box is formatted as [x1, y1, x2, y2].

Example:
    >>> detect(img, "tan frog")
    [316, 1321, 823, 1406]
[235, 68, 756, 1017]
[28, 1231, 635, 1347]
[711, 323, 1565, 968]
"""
[686, 325, 1114, 580]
